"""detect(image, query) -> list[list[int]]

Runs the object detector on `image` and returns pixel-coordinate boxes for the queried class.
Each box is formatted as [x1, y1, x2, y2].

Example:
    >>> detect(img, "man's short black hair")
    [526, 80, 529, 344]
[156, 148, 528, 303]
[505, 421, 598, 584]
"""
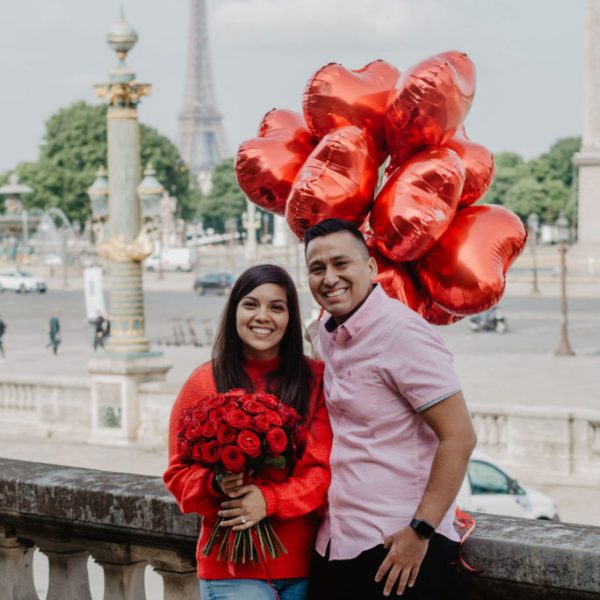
[304, 218, 370, 258]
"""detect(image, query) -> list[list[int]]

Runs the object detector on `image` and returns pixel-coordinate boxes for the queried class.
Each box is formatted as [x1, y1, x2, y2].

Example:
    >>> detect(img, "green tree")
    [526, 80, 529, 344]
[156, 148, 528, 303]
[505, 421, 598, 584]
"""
[484, 152, 528, 206]
[2, 101, 197, 223]
[198, 158, 247, 232]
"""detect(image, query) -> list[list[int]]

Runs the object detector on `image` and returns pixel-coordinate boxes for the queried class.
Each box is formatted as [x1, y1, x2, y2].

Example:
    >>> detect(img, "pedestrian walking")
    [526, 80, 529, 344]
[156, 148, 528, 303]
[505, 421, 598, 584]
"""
[47, 310, 61, 355]
[93, 312, 105, 350]
[0, 315, 6, 359]
[304, 219, 477, 600]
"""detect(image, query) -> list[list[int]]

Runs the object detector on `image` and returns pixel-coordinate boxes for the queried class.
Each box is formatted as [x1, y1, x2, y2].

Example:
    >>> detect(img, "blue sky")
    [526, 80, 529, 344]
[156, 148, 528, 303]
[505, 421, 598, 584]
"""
[0, 0, 585, 171]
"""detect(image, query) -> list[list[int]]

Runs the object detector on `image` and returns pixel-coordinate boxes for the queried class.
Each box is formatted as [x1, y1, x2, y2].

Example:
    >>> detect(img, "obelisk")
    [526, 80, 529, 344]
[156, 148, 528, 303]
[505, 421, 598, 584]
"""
[573, 0, 600, 266]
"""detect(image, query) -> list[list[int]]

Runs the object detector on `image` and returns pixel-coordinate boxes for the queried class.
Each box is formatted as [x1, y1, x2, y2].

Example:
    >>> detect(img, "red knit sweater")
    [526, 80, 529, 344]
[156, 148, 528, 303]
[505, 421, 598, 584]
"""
[163, 356, 332, 579]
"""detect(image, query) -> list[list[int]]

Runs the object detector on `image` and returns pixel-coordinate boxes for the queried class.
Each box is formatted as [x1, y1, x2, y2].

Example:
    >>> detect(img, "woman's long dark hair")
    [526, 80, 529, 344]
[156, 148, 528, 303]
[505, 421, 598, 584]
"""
[212, 264, 313, 417]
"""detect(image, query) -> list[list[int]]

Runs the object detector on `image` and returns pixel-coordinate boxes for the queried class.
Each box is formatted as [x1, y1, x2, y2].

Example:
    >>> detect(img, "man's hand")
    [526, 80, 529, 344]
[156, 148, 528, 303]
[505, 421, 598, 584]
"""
[374, 526, 429, 596]
[218, 484, 267, 531]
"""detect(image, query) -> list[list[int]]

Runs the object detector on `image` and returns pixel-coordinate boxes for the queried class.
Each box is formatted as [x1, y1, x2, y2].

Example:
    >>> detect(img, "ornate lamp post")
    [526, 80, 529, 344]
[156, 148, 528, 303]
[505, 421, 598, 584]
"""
[137, 163, 164, 278]
[88, 12, 170, 446]
[527, 212, 541, 295]
[242, 198, 260, 260]
[87, 166, 109, 249]
[94, 12, 152, 354]
[555, 211, 575, 356]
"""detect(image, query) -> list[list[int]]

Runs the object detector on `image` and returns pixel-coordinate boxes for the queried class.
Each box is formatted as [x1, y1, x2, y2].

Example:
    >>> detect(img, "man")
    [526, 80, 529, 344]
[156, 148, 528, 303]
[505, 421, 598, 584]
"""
[47, 310, 61, 355]
[93, 312, 105, 350]
[0, 315, 6, 359]
[305, 219, 477, 600]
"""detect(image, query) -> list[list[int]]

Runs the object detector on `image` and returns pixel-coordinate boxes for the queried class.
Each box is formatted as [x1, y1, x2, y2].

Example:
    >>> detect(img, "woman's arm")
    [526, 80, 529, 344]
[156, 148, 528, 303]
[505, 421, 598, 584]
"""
[162, 366, 223, 515]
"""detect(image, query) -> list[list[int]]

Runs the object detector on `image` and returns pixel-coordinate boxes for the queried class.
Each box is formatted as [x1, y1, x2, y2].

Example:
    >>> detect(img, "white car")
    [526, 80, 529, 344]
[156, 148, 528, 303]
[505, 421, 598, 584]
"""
[0, 271, 47, 293]
[457, 453, 559, 520]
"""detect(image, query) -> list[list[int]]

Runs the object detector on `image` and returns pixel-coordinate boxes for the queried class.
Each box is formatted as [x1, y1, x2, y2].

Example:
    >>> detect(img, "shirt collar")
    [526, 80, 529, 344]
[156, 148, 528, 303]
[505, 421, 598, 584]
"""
[324, 284, 386, 338]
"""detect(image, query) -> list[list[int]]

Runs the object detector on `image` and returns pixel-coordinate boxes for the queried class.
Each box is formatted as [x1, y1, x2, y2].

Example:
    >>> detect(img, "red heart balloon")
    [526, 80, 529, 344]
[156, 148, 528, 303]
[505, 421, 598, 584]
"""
[235, 109, 316, 216]
[446, 127, 495, 207]
[385, 51, 476, 165]
[415, 204, 527, 315]
[285, 125, 378, 239]
[370, 147, 465, 262]
[371, 248, 461, 325]
[303, 60, 400, 163]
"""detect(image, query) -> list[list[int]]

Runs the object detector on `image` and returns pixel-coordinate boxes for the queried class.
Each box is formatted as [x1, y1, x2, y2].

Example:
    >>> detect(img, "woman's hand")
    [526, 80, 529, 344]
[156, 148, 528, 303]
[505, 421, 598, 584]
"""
[218, 484, 267, 531]
[215, 472, 244, 496]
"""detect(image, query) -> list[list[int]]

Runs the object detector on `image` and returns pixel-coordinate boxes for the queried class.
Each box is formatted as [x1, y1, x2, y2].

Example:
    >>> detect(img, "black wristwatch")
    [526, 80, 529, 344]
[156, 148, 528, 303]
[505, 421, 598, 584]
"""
[409, 518, 435, 540]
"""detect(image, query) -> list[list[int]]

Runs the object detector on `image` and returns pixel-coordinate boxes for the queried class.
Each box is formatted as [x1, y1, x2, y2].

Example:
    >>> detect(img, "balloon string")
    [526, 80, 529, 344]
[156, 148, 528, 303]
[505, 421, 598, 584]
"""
[453, 507, 483, 573]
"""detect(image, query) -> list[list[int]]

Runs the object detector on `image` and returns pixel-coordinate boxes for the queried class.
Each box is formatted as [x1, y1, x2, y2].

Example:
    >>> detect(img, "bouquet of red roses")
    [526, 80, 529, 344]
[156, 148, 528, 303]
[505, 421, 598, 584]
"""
[177, 388, 307, 564]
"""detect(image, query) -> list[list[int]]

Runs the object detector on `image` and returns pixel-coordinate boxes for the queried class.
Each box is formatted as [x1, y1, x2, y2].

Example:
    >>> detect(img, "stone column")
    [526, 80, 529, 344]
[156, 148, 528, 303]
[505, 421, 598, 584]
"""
[0, 528, 38, 600]
[90, 12, 170, 445]
[573, 0, 600, 264]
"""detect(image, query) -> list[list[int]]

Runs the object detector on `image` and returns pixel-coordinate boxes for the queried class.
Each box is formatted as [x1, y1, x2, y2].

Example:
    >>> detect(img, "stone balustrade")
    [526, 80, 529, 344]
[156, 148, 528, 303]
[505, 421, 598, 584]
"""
[1, 458, 599, 599]
[2, 373, 600, 487]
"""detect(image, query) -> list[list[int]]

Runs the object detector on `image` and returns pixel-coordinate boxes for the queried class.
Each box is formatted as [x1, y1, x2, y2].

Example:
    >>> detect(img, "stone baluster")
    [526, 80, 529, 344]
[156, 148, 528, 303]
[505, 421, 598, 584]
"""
[89, 542, 147, 600]
[136, 546, 198, 600]
[0, 527, 38, 600]
[36, 540, 92, 600]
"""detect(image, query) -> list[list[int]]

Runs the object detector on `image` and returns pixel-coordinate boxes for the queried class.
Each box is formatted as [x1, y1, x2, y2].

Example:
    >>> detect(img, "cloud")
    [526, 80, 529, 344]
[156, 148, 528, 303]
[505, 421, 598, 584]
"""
[212, 0, 451, 46]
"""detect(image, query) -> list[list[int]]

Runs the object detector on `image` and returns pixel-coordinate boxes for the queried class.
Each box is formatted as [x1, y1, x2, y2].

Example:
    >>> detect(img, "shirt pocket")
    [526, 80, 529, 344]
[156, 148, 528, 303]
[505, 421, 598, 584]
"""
[337, 363, 387, 422]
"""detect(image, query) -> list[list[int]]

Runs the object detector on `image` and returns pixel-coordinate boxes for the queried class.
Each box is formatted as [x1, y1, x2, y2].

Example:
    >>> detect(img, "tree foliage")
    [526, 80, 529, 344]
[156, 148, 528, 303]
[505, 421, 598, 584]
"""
[483, 137, 579, 222]
[0, 101, 197, 224]
[198, 158, 247, 233]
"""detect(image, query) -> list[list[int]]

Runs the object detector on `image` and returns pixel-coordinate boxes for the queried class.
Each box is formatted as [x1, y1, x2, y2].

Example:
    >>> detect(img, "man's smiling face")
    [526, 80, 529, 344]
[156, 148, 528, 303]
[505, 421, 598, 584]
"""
[306, 231, 377, 323]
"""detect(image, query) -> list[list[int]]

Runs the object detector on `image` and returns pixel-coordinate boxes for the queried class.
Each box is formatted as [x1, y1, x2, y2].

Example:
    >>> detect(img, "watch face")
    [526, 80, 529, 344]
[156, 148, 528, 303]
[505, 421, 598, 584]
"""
[410, 518, 435, 539]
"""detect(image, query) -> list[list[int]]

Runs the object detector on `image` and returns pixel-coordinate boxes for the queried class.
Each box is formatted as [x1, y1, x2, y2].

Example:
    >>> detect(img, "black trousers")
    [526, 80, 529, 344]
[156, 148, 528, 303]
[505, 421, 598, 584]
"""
[308, 534, 459, 600]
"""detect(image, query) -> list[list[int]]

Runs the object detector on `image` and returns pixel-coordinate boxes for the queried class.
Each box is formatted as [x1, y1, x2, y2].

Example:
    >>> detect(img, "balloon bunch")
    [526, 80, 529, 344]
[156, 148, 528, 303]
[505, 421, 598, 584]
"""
[235, 52, 527, 324]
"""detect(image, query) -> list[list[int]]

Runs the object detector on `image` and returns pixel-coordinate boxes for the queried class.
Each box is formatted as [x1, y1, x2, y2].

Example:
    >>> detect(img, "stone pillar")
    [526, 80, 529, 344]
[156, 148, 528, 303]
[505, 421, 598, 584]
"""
[90, 12, 171, 445]
[272, 214, 295, 247]
[136, 547, 198, 600]
[37, 544, 92, 600]
[90, 542, 146, 600]
[573, 0, 600, 263]
[105, 107, 148, 353]
[0, 528, 38, 600]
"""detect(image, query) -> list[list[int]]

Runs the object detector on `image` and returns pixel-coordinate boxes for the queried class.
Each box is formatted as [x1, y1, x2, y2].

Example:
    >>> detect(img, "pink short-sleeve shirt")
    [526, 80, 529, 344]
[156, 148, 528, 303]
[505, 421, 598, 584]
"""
[316, 284, 461, 560]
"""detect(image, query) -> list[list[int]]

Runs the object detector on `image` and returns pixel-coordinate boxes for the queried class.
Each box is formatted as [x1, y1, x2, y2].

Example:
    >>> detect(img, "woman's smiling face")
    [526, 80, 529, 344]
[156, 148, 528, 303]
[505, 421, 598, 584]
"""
[236, 283, 289, 361]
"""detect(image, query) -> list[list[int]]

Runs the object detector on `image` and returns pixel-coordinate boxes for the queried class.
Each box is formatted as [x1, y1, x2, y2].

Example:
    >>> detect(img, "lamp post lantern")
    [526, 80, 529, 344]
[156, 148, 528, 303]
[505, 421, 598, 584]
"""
[554, 211, 575, 356]
[526, 212, 541, 295]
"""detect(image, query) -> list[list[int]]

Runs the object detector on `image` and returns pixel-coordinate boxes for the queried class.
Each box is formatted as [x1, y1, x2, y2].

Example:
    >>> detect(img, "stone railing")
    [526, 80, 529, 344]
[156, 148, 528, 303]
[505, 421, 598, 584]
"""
[471, 403, 600, 487]
[1, 458, 599, 599]
[0, 376, 90, 442]
[0, 458, 199, 600]
[2, 374, 600, 489]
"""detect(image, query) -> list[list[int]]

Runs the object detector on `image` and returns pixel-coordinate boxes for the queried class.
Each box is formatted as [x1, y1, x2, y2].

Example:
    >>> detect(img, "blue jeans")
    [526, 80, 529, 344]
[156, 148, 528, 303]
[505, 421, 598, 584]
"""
[200, 577, 308, 600]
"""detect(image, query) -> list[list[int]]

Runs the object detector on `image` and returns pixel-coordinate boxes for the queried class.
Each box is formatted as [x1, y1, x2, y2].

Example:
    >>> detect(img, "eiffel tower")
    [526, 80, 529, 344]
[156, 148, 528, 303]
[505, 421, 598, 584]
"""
[177, 0, 229, 192]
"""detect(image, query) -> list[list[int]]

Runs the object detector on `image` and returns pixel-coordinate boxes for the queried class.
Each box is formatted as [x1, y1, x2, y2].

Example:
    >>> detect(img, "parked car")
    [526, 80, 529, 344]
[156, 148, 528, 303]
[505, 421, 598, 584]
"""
[0, 271, 47, 293]
[146, 247, 195, 272]
[457, 453, 559, 520]
[193, 272, 234, 296]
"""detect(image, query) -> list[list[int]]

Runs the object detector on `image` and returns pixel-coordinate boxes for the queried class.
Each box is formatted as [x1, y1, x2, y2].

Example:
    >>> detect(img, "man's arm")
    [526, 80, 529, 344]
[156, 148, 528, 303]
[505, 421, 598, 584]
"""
[375, 391, 477, 596]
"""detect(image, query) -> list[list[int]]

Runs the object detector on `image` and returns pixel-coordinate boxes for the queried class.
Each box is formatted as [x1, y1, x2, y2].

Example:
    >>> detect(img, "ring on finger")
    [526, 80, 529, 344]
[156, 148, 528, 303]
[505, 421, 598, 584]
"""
[240, 516, 246, 525]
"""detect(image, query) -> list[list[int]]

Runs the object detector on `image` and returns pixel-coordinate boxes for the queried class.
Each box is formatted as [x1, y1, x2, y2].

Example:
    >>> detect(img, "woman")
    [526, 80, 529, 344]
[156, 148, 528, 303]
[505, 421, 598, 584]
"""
[164, 264, 332, 600]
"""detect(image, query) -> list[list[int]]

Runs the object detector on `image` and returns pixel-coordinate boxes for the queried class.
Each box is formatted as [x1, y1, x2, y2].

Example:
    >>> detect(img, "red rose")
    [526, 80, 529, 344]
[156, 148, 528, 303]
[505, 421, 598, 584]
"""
[184, 421, 202, 442]
[266, 427, 288, 455]
[264, 409, 283, 426]
[261, 394, 279, 408]
[200, 419, 218, 438]
[237, 430, 261, 457]
[200, 440, 221, 464]
[226, 388, 246, 398]
[208, 407, 227, 422]
[224, 409, 252, 430]
[191, 405, 208, 422]
[221, 445, 246, 472]
[243, 399, 266, 414]
[217, 424, 237, 444]
[178, 409, 193, 432]
[251, 414, 271, 433]
[202, 394, 226, 410]
[191, 442, 204, 462]
[177, 439, 192, 463]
